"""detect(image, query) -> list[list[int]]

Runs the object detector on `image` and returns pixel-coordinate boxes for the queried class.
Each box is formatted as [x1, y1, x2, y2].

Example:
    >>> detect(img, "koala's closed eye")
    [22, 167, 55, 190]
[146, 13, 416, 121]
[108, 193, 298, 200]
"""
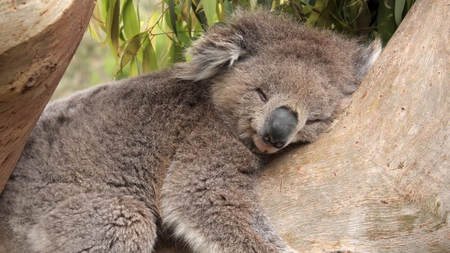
[305, 119, 322, 125]
[256, 88, 269, 103]
[305, 117, 333, 125]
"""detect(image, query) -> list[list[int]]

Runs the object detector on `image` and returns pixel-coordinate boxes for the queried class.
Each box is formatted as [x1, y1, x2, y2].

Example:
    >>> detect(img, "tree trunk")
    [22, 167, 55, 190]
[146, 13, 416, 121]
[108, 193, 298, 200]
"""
[0, 0, 95, 193]
[260, 0, 450, 252]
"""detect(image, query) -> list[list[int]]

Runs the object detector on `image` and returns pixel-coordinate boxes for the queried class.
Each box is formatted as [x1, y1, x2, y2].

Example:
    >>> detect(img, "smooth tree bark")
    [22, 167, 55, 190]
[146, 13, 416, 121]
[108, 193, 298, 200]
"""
[260, 0, 450, 252]
[0, 0, 95, 192]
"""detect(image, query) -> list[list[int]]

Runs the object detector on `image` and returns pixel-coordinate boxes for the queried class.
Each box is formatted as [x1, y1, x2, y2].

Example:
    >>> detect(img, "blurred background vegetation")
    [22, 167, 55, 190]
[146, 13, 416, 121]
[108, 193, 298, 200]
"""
[54, 0, 415, 99]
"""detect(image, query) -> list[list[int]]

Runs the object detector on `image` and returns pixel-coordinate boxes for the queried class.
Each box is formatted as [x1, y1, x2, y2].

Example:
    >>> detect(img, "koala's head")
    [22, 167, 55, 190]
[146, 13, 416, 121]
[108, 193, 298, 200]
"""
[177, 10, 381, 154]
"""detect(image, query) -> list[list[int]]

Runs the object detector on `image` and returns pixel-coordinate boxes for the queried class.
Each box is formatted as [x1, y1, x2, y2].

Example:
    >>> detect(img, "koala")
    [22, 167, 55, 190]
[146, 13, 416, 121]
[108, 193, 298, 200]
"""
[0, 10, 381, 253]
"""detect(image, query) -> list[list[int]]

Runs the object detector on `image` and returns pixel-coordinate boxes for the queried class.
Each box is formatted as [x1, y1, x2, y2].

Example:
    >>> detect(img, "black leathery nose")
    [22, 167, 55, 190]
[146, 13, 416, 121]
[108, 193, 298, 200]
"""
[261, 107, 298, 149]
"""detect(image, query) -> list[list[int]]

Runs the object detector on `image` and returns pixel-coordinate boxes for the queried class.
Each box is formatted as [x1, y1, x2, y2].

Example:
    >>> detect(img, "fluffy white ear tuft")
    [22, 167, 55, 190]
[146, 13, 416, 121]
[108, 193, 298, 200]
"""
[176, 32, 245, 81]
[356, 37, 383, 78]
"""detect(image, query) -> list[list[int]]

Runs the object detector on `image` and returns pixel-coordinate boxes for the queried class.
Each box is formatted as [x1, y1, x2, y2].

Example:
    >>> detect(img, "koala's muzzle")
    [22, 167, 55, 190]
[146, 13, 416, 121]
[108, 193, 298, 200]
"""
[261, 107, 298, 149]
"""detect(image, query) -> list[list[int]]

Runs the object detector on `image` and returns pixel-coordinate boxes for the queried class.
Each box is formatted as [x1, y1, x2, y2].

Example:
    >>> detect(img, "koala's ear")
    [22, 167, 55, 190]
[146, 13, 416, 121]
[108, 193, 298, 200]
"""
[355, 37, 382, 78]
[176, 27, 245, 81]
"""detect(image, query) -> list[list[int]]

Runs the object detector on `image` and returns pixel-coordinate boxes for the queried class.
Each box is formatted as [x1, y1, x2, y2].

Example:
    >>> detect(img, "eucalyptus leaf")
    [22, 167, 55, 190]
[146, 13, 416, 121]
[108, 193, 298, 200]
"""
[378, 0, 397, 43]
[168, 0, 178, 38]
[106, 0, 120, 57]
[91, 0, 416, 78]
[394, 0, 406, 26]
[129, 57, 139, 76]
[191, 1, 208, 30]
[142, 41, 159, 72]
[121, 35, 141, 70]
[201, 0, 217, 27]
[123, 0, 140, 40]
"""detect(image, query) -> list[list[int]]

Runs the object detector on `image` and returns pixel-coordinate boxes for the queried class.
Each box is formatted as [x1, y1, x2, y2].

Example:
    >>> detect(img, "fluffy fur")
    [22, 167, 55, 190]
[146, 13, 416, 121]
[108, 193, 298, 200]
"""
[0, 10, 381, 253]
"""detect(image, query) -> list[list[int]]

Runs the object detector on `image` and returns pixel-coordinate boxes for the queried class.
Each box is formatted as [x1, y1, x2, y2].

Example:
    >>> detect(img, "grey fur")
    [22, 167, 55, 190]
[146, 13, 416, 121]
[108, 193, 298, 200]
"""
[0, 10, 381, 253]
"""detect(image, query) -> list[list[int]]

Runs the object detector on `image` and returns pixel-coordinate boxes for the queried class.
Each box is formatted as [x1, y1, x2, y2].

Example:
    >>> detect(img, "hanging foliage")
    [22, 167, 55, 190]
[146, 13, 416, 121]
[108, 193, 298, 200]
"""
[89, 0, 416, 79]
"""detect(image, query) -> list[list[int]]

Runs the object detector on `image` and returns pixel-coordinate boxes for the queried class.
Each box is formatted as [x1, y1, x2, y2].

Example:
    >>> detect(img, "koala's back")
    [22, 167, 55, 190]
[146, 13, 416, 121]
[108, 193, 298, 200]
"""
[0, 68, 215, 252]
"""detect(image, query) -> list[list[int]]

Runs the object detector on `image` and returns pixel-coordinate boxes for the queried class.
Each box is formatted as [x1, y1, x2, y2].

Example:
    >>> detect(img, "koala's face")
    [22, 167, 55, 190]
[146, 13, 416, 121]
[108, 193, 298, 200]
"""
[177, 11, 381, 154]
[210, 53, 344, 154]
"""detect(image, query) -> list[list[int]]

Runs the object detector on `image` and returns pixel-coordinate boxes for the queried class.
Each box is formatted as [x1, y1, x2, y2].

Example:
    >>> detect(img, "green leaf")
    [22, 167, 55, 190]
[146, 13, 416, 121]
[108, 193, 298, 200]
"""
[221, 0, 233, 19]
[121, 34, 142, 71]
[168, 0, 178, 38]
[181, 0, 192, 37]
[304, 0, 312, 10]
[377, 0, 397, 44]
[177, 30, 192, 47]
[152, 11, 172, 67]
[123, 0, 140, 40]
[166, 41, 179, 67]
[129, 57, 139, 77]
[191, 1, 208, 30]
[257, 0, 272, 9]
[406, 0, 415, 10]
[201, 0, 217, 27]
[106, 0, 121, 57]
[142, 41, 159, 72]
[101, 0, 110, 23]
[394, 0, 406, 26]
[89, 4, 106, 42]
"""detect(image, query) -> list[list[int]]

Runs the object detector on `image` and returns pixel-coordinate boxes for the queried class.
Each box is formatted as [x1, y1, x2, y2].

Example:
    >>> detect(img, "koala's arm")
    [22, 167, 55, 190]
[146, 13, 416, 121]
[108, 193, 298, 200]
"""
[161, 128, 296, 253]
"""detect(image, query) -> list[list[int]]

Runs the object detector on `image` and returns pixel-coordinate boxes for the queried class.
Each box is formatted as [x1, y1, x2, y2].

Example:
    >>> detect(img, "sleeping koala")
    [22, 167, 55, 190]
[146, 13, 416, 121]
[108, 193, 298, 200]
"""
[0, 10, 381, 253]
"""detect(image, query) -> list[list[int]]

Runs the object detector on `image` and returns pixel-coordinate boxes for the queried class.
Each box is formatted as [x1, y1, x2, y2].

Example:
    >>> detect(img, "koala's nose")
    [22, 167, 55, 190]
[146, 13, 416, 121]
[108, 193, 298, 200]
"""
[261, 107, 298, 149]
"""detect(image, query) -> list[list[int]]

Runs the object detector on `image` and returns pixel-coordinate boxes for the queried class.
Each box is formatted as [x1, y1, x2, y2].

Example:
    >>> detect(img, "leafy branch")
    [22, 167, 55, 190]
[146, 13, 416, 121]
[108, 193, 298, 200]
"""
[89, 0, 416, 79]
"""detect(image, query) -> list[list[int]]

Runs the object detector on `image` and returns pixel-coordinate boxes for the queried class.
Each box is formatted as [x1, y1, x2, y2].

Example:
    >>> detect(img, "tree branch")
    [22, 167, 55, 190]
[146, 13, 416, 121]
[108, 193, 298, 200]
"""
[0, 0, 95, 193]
